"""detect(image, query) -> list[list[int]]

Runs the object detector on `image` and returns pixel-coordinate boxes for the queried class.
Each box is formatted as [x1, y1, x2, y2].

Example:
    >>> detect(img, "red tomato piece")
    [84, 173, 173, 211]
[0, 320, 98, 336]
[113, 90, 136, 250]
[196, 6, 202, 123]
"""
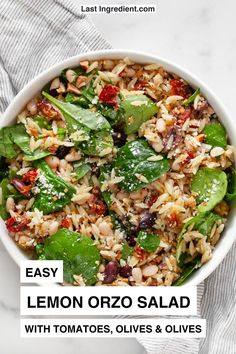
[99, 84, 119, 107]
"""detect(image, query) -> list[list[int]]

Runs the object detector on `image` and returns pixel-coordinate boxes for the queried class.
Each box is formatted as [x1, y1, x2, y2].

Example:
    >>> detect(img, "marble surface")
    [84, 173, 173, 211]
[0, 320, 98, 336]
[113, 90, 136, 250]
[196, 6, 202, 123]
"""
[0, 0, 235, 353]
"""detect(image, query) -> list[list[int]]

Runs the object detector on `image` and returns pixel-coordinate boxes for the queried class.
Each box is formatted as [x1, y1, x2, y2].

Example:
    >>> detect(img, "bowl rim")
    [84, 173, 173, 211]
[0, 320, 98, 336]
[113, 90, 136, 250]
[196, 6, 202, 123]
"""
[1, 49, 236, 286]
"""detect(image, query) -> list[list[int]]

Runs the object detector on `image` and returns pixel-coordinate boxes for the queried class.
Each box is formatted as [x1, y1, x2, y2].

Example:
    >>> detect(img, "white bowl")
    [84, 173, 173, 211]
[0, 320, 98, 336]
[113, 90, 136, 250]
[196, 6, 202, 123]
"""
[1, 49, 235, 286]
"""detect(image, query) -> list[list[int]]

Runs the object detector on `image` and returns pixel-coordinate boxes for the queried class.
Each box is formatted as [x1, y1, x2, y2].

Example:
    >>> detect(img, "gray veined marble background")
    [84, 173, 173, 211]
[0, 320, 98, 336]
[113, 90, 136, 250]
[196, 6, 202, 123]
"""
[0, 0, 235, 353]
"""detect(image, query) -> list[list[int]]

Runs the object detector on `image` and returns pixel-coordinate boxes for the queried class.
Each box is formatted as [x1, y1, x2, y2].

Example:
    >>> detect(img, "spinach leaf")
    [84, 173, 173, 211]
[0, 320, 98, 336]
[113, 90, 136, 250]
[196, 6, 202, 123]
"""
[191, 167, 227, 212]
[0, 123, 51, 161]
[81, 81, 96, 103]
[121, 243, 133, 260]
[64, 115, 90, 142]
[24, 150, 51, 161]
[73, 161, 91, 180]
[40, 228, 100, 284]
[225, 167, 236, 201]
[0, 178, 22, 219]
[42, 92, 110, 131]
[11, 124, 31, 155]
[202, 123, 227, 149]
[97, 102, 122, 126]
[32, 116, 51, 130]
[0, 178, 11, 219]
[197, 212, 221, 236]
[65, 93, 90, 108]
[182, 88, 200, 106]
[35, 244, 45, 259]
[176, 211, 221, 266]
[99, 164, 113, 207]
[80, 130, 113, 157]
[13, 124, 51, 161]
[0, 127, 17, 159]
[173, 258, 201, 286]
[33, 160, 76, 214]
[121, 94, 158, 134]
[0, 123, 33, 158]
[57, 128, 66, 141]
[114, 139, 170, 192]
[137, 231, 160, 252]
[65, 83, 95, 108]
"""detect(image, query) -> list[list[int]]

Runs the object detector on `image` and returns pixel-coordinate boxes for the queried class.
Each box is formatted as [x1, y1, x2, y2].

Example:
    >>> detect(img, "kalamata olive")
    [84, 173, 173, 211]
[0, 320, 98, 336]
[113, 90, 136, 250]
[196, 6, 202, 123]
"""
[49, 89, 59, 97]
[103, 261, 118, 284]
[126, 234, 136, 247]
[139, 213, 156, 229]
[112, 129, 127, 147]
[119, 264, 132, 278]
[56, 146, 71, 159]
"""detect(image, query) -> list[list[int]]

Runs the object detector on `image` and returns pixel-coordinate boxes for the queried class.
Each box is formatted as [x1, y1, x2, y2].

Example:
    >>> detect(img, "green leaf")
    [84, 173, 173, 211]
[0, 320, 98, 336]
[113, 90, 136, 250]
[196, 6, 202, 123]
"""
[42, 91, 110, 131]
[191, 167, 227, 212]
[0, 178, 11, 219]
[66, 79, 96, 108]
[57, 128, 66, 141]
[121, 94, 158, 134]
[73, 161, 91, 180]
[176, 211, 221, 266]
[24, 150, 51, 161]
[32, 116, 51, 130]
[121, 243, 133, 260]
[80, 130, 113, 157]
[0, 123, 35, 158]
[99, 165, 113, 207]
[40, 228, 100, 284]
[0, 127, 17, 159]
[137, 231, 160, 252]
[202, 123, 227, 149]
[33, 160, 76, 214]
[182, 88, 200, 106]
[11, 124, 31, 155]
[65, 93, 90, 108]
[173, 258, 201, 286]
[0, 123, 51, 161]
[0, 178, 22, 219]
[114, 139, 170, 192]
[97, 102, 122, 126]
[225, 167, 236, 201]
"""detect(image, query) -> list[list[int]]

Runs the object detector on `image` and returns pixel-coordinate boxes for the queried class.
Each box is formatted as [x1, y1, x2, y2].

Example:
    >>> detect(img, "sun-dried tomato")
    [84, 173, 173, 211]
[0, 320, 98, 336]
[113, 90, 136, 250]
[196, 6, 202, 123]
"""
[6, 217, 30, 233]
[88, 195, 106, 215]
[11, 178, 31, 196]
[61, 216, 71, 229]
[37, 100, 59, 120]
[170, 79, 191, 98]
[134, 245, 147, 261]
[133, 80, 148, 91]
[22, 168, 38, 185]
[99, 84, 119, 107]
